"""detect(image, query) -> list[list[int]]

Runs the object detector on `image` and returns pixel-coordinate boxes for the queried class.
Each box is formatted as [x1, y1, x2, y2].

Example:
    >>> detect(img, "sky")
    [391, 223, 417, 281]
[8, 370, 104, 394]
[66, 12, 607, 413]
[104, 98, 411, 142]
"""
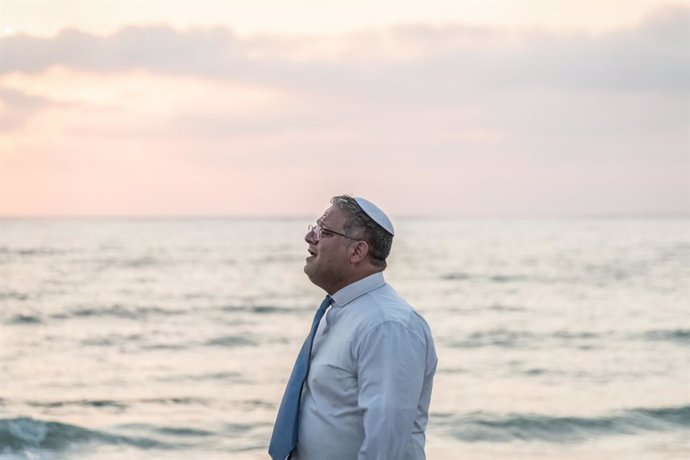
[0, 0, 688, 217]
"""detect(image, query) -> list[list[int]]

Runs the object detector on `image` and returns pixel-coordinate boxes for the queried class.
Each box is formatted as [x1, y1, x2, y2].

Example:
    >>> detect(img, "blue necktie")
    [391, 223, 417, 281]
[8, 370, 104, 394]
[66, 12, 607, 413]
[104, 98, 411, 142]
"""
[269, 296, 332, 460]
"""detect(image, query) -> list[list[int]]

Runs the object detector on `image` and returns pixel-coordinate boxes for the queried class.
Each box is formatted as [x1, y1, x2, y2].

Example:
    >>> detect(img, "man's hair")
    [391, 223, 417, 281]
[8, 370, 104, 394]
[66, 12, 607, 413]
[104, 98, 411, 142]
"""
[330, 195, 393, 268]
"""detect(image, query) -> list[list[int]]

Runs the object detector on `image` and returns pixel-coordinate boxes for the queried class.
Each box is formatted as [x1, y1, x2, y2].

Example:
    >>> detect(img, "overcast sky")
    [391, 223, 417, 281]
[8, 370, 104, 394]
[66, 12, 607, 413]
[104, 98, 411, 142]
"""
[0, 1, 688, 217]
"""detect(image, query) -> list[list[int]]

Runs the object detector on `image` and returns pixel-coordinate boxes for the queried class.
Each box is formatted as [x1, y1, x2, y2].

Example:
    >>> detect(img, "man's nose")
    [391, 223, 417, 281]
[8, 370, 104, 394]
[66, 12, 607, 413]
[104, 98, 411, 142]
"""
[305, 228, 317, 244]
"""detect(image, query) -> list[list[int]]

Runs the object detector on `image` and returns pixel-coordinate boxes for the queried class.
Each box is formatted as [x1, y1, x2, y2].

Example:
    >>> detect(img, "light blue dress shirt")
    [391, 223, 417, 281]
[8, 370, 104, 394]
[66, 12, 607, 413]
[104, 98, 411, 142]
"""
[292, 272, 438, 460]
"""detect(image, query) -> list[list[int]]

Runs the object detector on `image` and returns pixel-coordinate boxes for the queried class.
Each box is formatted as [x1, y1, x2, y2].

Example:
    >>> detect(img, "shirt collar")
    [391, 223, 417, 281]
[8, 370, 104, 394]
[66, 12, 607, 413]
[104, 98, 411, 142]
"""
[331, 272, 386, 307]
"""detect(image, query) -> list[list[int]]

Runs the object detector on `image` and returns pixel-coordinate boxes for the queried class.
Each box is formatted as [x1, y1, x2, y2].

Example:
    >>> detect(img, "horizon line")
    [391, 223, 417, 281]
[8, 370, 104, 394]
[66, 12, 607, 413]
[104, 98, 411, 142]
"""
[1, 211, 688, 220]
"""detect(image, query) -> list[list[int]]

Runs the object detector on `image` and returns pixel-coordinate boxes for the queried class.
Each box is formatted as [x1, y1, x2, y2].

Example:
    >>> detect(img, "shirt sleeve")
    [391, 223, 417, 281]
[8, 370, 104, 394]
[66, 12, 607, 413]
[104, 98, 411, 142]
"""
[355, 320, 427, 460]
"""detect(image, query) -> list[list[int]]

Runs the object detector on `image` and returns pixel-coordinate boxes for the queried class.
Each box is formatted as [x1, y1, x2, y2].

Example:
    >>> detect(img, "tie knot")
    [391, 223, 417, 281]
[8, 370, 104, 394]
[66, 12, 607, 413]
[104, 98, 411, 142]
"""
[318, 296, 332, 313]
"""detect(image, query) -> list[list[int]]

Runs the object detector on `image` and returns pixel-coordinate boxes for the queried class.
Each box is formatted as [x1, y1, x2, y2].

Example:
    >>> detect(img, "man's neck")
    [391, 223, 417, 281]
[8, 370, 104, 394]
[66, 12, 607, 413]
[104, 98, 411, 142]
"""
[324, 268, 383, 295]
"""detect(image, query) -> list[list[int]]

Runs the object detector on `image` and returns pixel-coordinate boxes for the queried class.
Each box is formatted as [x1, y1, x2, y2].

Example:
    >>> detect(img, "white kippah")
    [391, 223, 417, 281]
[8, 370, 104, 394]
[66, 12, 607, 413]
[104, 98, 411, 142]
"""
[354, 197, 394, 236]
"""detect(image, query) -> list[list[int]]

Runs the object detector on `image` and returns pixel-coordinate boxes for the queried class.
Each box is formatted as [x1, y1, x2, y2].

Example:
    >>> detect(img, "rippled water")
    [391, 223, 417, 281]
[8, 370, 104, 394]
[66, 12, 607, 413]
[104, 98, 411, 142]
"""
[1, 217, 688, 459]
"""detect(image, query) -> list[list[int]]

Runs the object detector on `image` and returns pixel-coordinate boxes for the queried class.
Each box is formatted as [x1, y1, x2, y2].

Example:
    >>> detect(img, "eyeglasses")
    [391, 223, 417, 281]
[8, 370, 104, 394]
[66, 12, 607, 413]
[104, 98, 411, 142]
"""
[308, 224, 359, 242]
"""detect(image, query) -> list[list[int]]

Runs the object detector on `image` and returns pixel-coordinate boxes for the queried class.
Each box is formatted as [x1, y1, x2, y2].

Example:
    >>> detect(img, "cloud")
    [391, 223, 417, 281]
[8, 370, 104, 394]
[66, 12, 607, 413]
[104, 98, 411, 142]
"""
[3, 5, 682, 135]
[0, 86, 59, 130]
[0, 5, 687, 98]
[0, 5, 687, 216]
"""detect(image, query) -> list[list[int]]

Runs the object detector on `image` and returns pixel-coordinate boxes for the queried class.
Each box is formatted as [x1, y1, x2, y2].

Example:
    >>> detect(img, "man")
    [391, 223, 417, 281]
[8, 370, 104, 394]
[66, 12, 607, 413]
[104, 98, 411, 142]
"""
[269, 195, 437, 460]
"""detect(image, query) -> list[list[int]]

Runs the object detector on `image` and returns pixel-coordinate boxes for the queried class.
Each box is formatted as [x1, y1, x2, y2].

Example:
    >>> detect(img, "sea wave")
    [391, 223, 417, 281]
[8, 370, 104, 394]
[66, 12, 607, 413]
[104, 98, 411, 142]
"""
[0, 247, 65, 257]
[433, 404, 690, 443]
[23, 397, 211, 412]
[5, 315, 41, 325]
[0, 292, 29, 302]
[7, 304, 289, 326]
[219, 305, 289, 314]
[205, 335, 257, 347]
[445, 329, 536, 348]
[644, 329, 690, 344]
[439, 272, 528, 283]
[50, 304, 186, 321]
[0, 417, 170, 454]
[442, 328, 687, 349]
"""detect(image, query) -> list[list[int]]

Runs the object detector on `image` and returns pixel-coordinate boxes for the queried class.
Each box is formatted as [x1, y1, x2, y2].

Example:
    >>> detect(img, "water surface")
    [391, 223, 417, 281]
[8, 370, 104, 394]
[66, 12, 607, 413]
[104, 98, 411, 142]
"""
[1, 217, 688, 459]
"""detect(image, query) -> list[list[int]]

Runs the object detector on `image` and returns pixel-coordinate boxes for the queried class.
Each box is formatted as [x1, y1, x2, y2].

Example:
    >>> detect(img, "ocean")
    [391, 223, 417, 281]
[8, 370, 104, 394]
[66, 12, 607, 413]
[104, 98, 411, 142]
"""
[1, 217, 688, 459]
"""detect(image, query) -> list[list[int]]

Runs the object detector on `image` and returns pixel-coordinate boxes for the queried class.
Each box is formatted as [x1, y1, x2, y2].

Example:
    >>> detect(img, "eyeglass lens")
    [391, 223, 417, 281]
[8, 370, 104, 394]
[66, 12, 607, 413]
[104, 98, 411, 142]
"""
[308, 224, 321, 241]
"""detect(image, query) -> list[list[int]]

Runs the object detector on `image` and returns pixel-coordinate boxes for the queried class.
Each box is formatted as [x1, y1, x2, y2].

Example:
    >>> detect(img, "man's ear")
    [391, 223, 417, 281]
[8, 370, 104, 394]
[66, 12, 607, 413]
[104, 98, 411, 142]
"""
[349, 240, 370, 264]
